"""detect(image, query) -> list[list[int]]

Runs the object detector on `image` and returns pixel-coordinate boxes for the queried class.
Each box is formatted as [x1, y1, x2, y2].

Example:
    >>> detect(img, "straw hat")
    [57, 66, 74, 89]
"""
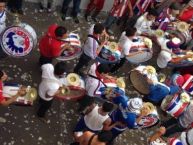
[144, 37, 153, 49]
[142, 102, 155, 114]
[109, 42, 118, 52]
[155, 29, 164, 38]
[116, 77, 126, 88]
[66, 73, 80, 86]
[176, 21, 190, 32]
[146, 65, 156, 75]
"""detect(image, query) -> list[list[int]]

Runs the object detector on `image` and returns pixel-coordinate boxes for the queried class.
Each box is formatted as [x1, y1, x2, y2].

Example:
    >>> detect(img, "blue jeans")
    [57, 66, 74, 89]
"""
[103, 15, 118, 29]
[61, 0, 81, 17]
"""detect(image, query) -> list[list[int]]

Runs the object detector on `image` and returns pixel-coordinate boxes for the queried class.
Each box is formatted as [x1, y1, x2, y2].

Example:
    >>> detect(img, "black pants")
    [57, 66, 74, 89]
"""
[39, 55, 53, 66]
[74, 53, 92, 74]
[8, 0, 23, 10]
[161, 117, 186, 137]
[61, 0, 81, 17]
[110, 57, 126, 73]
[37, 98, 53, 118]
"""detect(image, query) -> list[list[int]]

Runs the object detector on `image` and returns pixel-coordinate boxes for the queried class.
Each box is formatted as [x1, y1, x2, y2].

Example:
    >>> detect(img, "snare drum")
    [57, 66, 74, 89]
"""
[57, 33, 82, 61]
[126, 36, 153, 64]
[97, 42, 121, 64]
[0, 23, 37, 57]
[2, 83, 37, 106]
[161, 93, 190, 118]
[56, 73, 86, 101]
[129, 66, 158, 95]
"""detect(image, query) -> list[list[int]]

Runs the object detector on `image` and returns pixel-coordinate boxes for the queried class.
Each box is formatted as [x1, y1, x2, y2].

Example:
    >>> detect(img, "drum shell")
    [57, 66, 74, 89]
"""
[129, 66, 158, 95]
[161, 93, 189, 118]
[3, 85, 33, 105]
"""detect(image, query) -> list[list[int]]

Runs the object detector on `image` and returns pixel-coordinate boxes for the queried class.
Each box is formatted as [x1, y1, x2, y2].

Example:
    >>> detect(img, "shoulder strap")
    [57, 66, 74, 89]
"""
[88, 74, 107, 88]
[186, 131, 191, 145]
[87, 34, 101, 45]
[88, 134, 96, 145]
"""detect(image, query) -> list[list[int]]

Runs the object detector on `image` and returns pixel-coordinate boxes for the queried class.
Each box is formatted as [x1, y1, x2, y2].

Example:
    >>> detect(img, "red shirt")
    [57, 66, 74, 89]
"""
[0, 81, 5, 103]
[110, 0, 129, 17]
[39, 24, 64, 58]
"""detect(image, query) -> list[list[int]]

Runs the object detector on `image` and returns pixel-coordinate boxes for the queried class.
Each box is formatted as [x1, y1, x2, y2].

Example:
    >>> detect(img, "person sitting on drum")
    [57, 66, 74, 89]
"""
[135, 8, 159, 35]
[0, 70, 26, 106]
[157, 37, 193, 68]
[161, 100, 193, 137]
[39, 24, 71, 66]
[37, 62, 68, 123]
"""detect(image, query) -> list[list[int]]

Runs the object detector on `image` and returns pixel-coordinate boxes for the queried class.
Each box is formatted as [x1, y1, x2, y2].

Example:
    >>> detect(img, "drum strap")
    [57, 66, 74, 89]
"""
[185, 131, 191, 145]
[87, 35, 101, 45]
[88, 134, 96, 145]
[88, 74, 107, 88]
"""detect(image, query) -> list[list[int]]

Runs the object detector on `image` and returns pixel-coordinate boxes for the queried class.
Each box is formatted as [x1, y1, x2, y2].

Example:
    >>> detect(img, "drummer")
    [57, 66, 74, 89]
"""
[134, 8, 159, 35]
[110, 27, 143, 73]
[0, 70, 26, 106]
[74, 23, 108, 76]
[38, 24, 71, 66]
[157, 37, 193, 69]
[161, 100, 193, 137]
[37, 62, 67, 123]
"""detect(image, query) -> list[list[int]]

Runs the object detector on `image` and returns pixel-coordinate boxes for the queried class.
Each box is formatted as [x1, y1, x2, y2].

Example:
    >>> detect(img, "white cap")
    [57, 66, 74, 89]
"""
[127, 98, 143, 114]
[157, 51, 172, 68]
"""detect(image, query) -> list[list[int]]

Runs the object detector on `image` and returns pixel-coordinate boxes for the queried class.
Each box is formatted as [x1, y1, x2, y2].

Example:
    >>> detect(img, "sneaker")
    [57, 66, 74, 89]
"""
[73, 17, 79, 24]
[39, 8, 44, 13]
[61, 15, 66, 21]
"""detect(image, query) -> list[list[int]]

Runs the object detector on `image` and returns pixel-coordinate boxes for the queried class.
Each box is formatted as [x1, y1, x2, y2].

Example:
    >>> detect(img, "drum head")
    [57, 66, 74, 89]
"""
[56, 46, 82, 61]
[136, 114, 159, 129]
[56, 86, 86, 101]
[0, 26, 35, 57]
[130, 70, 150, 95]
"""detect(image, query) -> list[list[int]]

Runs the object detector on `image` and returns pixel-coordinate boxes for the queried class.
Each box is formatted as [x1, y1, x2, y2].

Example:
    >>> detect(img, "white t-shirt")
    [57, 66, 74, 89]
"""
[157, 39, 172, 68]
[0, 10, 6, 34]
[118, 32, 132, 58]
[135, 12, 154, 35]
[84, 24, 100, 59]
[38, 64, 62, 101]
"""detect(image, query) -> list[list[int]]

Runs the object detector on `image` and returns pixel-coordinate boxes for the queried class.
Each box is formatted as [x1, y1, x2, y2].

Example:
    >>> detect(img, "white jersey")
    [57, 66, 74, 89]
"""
[0, 10, 6, 34]
[84, 105, 109, 131]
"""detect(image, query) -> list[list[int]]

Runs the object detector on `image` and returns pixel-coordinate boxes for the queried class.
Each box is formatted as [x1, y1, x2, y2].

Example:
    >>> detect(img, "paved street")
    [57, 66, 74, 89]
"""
[0, 2, 170, 145]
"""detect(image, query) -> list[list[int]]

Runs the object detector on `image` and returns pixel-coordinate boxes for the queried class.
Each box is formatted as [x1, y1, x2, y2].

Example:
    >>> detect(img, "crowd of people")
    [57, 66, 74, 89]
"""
[1, 0, 193, 145]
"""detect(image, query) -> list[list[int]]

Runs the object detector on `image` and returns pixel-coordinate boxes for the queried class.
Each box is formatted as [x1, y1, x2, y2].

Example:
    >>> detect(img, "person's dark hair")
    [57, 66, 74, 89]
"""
[0, 70, 4, 79]
[97, 64, 111, 74]
[102, 101, 114, 112]
[125, 27, 137, 37]
[54, 62, 67, 76]
[98, 130, 113, 142]
[0, 0, 7, 3]
[169, 2, 181, 10]
[148, 8, 159, 17]
[93, 23, 105, 35]
[55, 26, 67, 37]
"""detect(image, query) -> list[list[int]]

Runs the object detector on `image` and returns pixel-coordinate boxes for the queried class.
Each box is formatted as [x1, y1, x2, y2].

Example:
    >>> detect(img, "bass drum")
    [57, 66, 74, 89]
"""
[129, 66, 158, 95]
[0, 23, 37, 57]
[136, 109, 159, 129]
[126, 36, 153, 64]
[56, 33, 82, 61]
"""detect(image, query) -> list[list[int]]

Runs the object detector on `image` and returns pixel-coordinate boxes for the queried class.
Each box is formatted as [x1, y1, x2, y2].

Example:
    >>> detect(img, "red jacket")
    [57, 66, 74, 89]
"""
[39, 24, 64, 58]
